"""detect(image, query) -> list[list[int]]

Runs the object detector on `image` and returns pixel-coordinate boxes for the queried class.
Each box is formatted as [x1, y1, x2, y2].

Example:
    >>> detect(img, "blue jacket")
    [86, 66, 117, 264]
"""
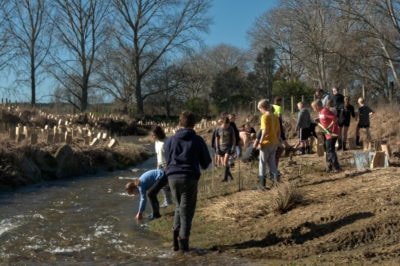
[165, 128, 211, 180]
[138, 169, 164, 213]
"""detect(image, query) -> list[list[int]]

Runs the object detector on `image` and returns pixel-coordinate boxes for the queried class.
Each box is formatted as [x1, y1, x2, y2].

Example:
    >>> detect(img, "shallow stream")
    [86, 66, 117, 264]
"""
[0, 156, 256, 265]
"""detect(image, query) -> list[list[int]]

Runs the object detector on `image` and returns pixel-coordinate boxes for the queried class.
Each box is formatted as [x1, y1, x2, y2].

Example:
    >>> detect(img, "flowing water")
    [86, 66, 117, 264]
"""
[0, 156, 257, 265]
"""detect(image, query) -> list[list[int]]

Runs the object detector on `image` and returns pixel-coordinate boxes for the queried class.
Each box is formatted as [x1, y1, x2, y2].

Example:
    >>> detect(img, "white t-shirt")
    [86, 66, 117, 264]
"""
[155, 139, 166, 167]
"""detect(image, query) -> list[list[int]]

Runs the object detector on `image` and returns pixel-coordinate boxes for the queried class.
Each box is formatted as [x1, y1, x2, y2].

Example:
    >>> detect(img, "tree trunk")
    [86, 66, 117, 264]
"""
[135, 79, 144, 116]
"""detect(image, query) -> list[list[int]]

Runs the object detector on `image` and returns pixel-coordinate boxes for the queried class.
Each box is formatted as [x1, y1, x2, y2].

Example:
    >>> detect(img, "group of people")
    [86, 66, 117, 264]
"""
[123, 90, 374, 253]
[313, 87, 374, 172]
[125, 111, 211, 253]
[210, 97, 294, 190]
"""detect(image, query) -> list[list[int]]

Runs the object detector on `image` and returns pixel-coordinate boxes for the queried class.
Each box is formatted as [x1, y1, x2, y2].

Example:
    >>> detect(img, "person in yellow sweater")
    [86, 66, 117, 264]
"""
[253, 99, 281, 189]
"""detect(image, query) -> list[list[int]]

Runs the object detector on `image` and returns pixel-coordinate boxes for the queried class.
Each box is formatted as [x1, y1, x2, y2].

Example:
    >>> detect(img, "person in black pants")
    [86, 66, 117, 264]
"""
[125, 169, 167, 220]
[165, 111, 211, 252]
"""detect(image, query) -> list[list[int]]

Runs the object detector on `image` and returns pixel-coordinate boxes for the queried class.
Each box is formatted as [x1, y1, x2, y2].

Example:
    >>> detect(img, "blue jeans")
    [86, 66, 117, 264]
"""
[168, 178, 198, 239]
[259, 144, 278, 179]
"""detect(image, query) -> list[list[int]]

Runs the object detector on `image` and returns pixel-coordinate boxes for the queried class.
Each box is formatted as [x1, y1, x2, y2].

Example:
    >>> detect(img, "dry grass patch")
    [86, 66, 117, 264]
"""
[273, 181, 303, 214]
[203, 190, 276, 222]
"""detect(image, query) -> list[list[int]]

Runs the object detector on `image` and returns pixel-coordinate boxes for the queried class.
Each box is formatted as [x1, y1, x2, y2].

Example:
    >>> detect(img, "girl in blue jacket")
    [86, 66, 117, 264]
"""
[125, 169, 167, 220]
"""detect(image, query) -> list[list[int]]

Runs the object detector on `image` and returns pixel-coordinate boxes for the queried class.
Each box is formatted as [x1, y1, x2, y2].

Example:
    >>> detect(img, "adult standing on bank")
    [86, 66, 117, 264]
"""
[340, 96, 356, 150]
[254, 99, 280, 189]
[315, 89, 330, 107]
[165, 111, 212, 252]
[355, 97, 374, 147]
[294, 101, 311, 155]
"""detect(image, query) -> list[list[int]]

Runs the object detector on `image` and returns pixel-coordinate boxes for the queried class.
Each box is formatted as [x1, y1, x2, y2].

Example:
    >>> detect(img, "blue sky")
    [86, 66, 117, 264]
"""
[204, 0, 278, 49]
[1, 1, 279, 103]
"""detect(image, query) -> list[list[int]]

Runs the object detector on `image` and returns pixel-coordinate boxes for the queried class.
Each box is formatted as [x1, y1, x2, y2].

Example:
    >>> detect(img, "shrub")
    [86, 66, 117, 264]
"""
[273, 181, 302, 214]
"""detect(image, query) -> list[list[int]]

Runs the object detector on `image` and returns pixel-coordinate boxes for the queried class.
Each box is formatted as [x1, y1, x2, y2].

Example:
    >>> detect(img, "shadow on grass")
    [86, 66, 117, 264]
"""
[298, 169, 372, 188]
[222, 212, 374, 250]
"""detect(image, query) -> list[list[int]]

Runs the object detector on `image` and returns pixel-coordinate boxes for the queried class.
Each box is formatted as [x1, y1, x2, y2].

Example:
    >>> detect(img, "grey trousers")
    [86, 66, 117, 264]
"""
[168, 178, 198, 239]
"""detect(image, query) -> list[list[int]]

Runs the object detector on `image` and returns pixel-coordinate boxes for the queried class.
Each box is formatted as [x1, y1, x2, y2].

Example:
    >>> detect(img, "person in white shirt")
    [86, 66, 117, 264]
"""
[152, 126, 172, 208]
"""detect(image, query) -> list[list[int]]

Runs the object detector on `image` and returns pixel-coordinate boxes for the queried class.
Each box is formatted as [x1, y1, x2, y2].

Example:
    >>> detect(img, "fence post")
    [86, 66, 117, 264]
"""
[291, 96, 294, 113]
[362, 85, 365, 99]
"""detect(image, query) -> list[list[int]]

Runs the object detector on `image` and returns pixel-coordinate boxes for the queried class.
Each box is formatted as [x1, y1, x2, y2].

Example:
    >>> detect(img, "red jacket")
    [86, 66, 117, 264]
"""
[319, 107, 339, 139]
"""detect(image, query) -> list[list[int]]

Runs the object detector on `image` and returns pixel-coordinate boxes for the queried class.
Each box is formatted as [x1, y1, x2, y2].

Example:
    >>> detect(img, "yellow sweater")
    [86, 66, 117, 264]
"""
[260, 112, 280, 146]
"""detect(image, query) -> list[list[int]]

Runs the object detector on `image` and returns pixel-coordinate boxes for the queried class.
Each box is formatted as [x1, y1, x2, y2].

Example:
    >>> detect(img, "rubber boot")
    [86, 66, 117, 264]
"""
[356, 136, 360, 146]
[227, 167, 234, 181]
[258, 176, 266, 190]
[152, 210, 161, 219]
[178, 237, 189, 252]
[325, 163, 332, 173]
[221, 167, 229, 182]
[343, 141, 347, 151]
[333, 162, 342, 173]
[337, 138, 342, 150]
[173, 230, 179, 251]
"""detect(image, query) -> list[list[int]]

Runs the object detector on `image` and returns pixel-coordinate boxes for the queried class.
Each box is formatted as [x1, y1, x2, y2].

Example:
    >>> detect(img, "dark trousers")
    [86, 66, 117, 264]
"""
[147, 175, 168, 217]
[168, 178, 198, 239]
[326, 137, 340, 169]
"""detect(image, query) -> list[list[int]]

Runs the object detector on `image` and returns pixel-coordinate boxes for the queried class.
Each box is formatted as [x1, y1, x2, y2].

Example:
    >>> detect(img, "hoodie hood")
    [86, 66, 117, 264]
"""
[165, 127, 211, 180]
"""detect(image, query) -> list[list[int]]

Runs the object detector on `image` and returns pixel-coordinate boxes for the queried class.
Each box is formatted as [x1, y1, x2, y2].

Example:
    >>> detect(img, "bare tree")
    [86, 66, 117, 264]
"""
[145, 61, 188, 117]
[250, 0, 341, 90]
[5, 0, 52, 106]
[154, 44, 252, 115]
[204, 44, 251, 72]
[0, 2, 16, 101]
[49, 0, 111, 112]
[0, 2, 13, 71]
[179, 52, 214, 100]
[188, 45, 251, 99]
[111, 0, 211, 116]
[249, 0, 400, 101]
[333, 0, 400, 100]
[249, 7, 305, 83]
[97, 47, 136, 114]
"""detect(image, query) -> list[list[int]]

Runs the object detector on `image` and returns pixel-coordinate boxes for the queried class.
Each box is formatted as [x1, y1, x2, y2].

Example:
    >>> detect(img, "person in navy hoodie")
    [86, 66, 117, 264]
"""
[165, 111, 212, 252]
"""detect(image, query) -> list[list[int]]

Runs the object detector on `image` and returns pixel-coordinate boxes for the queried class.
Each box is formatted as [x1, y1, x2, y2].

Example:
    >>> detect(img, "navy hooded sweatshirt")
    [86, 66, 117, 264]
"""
[165, 128, 211, 180]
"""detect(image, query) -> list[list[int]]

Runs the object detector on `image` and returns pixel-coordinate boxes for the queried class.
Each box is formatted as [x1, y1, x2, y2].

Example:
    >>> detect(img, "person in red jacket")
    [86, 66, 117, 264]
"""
[311, 99, 341, 173]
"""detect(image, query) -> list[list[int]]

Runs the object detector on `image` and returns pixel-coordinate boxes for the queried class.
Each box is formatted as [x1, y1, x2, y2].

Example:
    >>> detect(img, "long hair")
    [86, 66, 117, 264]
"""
[152, 125, 166, 140]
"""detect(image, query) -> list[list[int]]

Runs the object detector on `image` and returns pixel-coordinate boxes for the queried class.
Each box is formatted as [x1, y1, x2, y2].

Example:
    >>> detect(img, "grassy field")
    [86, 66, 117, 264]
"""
[148, 104, 400, 265]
